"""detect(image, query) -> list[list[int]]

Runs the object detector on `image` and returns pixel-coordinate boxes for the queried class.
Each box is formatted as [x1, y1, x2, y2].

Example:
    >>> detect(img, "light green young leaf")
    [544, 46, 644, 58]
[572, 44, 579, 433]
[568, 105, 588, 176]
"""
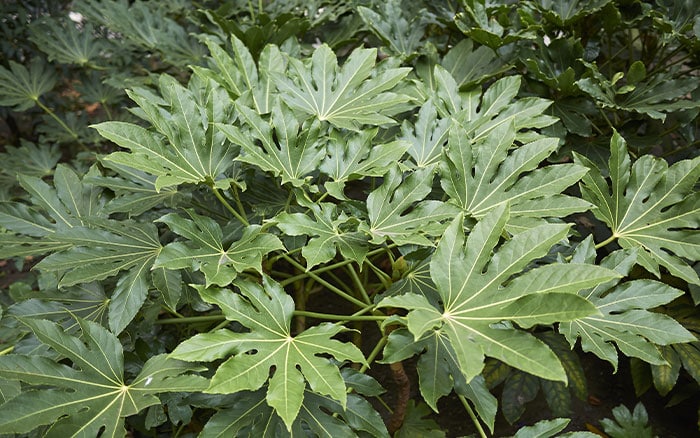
[560, 248, 696, 371]
[0, 58, 57, 111]
[170, 276, 367, 431]
[275, 203, 369, 269]
[216, 102, 325, 188]
[320, 128, 409, 200]
[94, 75, 237, 190]
[362, 166, 459, 246]
[196, 35, 285, 114]
[380, 205, 613, 383]
[274, 44, 412, 129]
[0, 318, 207, 437]
[440, 119, 591, 226]
[576, 131, 700, 285]
[155, 209, 284, 287]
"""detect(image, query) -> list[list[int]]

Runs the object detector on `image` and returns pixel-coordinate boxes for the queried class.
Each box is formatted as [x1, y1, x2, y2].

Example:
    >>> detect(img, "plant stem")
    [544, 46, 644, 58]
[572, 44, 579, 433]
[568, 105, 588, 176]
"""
[293, 310, 387, 322]
[458, 395, 488, 438]
[35, 99, 79, 140]
[210, 185, 250, 226]
[346, 264, 372, 305]
[0, 345, 14, 356]
[280, 253, 369, 308]
[595, 233, 618, 250]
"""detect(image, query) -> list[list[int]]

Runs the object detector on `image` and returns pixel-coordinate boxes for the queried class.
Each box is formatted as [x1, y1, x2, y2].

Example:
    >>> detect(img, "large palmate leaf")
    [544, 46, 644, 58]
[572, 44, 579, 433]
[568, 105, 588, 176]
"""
[0, 58, 57, 111]
[274, 43, 412, 129]
[170, 276, 367, 430]
[576, 131, 700, 285]
[29, 18, 107, 67]
[440, 117, 591, 228]
[560, 242, 695, 371]
[379, 205, 618, 383]
[34, 219, 162, 334]
[357, 0, 434, 60]
[319, 128, 409, 200]
[194, 35, 285, 114]
[216, 102, 325, 188]
[198, 385, 388, 437]
[275, 202, 369, 269]
[154, 209, 284, 287]
[0, 318, 207, 437]
[93, 74, 237, 191]
[361, 166, 459, 246]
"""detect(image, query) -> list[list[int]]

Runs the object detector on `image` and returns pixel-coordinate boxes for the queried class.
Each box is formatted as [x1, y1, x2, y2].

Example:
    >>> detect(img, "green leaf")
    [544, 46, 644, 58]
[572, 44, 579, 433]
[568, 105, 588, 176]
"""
[196, 35, 285, 114]
[216, 102, 325, 188]
[199, 386, 388, 437]
[0, 318, 207, 437]
[155, 209, 284, 287]
[362, 166, 459, 246]
[576, 131, 700, 285]
[357, 0, 433, 59]
[380, 205, 612, 384]
[441, 39, 510, 89]
[34, 219, 162, 333]
[440, 119, 591, 227]
[0, 58, 57, 111]
[560, 249, 696, 371]
[400, 99, 451, 168]
[29, 18, 106, 66]
[275, 203, 369, 269]
[319, 128, 409, 200]
[395, 400, 445, 438]
[170, 276, 366, 430]
[94, 75, 237, 190]
[274, 43, 412, 129]
[511, 418, 572, 438]
[599, 403, 653, 438]
[502, 371, 540, 424]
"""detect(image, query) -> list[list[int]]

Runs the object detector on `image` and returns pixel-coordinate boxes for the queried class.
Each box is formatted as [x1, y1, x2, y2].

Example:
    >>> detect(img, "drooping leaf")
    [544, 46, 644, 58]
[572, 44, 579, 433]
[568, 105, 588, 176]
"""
[576, 131, 700, 285]
[170, 276, 367, 430]
[379, 205, 615, 384]
[155, 209, 284, 287]
[275, 202, 369, 269]
[0, 318, 207, 437]
[560, 248, 696, 371]
[274, 43, 412, 129]
[93, 74, 237, 191]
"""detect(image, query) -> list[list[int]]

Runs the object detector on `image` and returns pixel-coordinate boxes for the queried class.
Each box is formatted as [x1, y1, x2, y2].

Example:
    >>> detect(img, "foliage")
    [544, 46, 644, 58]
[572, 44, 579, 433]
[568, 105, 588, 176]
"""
[0, 0, 698, 436]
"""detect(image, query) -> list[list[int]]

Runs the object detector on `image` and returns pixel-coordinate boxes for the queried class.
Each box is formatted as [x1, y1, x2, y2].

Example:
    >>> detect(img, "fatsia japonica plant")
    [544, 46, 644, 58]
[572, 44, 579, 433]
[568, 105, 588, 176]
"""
[0, 0, 698, 436]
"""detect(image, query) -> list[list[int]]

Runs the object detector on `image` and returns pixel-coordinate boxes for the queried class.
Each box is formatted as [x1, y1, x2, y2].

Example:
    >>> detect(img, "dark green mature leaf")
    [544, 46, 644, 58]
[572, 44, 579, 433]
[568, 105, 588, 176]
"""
[319, 128, 409, 199]
[576, 131, 700, 285]
[395, 400, 445, 438]
[199, 386, 388, 437]
[440, 117, 591, 228]
[216, 102, 325, 188]
[560, 246, 696, 371]
[0, 318, 207, 437]
[441, 39, 510, 90]
[0, 141, 60, 196]
[275, 202, 369, 269]
[155, 209, 284, 287]
[534, 0, 613, 26]
[362, 166, 459, 246]
[34, 219, 162, 334]
[94, 74, 237, 191]
[0, 58, 57, 111]
[274, 43, 412, 129]
[29, 18, 106, 67]
[357, 0, 434, 59]
[380, 205, 615, 384]
[170, 276, 366, 430]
